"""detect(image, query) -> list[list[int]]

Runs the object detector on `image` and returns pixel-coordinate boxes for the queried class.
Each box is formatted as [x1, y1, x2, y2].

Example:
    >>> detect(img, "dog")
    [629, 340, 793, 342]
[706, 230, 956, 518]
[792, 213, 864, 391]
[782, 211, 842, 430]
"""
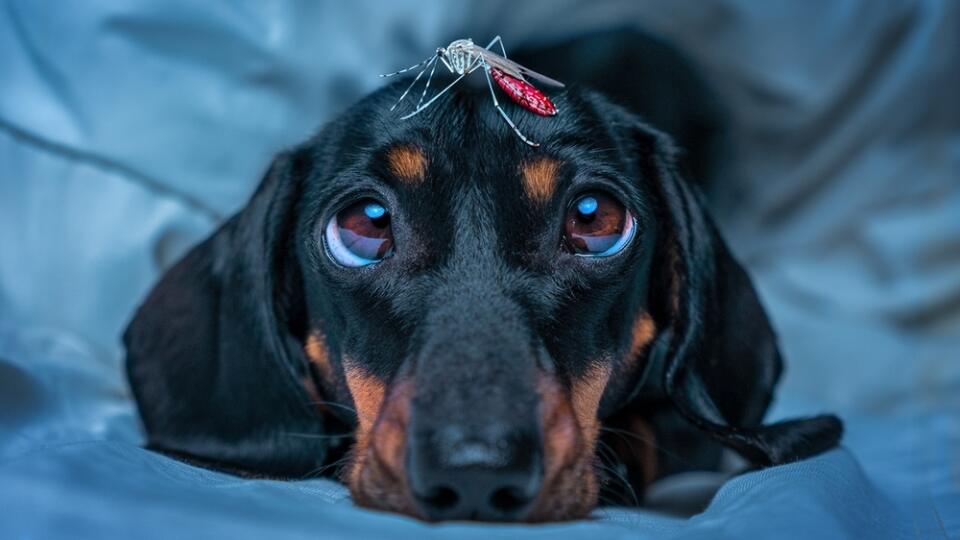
[124, 35, 842, 523]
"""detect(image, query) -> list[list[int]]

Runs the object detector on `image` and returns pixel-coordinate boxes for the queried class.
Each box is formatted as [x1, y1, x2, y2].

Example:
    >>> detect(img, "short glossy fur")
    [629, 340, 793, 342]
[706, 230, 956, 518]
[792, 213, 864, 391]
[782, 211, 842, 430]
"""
[124, 76, 842, 522]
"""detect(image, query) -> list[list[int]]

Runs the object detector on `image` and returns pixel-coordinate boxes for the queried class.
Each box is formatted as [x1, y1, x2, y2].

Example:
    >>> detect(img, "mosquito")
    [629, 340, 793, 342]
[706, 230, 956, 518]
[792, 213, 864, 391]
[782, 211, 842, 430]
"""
[380, 36, 565, 147]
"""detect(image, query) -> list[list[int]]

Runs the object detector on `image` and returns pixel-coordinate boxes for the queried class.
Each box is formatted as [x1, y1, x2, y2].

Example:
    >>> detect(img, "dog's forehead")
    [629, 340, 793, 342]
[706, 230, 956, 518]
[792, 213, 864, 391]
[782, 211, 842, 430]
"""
[377, 138, 565, 199]
[370, 141, 567, 253]
[358, 89, 624, 202]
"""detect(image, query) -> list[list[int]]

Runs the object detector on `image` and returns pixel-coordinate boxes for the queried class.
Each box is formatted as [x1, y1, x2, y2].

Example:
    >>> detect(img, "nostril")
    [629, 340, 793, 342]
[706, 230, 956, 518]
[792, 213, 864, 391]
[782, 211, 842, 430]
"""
[419, 485, 460, 511]
[489, 486, 531, 513]
[408, 425, 542, 521]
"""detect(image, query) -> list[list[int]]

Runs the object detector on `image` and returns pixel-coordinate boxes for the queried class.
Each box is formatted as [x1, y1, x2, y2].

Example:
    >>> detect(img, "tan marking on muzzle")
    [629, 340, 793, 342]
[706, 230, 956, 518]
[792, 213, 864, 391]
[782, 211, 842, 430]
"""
[387, 145, 427, 183]
[527, 373, 599, 521]
[347, 378, 420, 519]
[538, 375, 581, 476]
[521, 157, 560, 203]
[571, 362, 612, 439]
[343, 358, 386, 434]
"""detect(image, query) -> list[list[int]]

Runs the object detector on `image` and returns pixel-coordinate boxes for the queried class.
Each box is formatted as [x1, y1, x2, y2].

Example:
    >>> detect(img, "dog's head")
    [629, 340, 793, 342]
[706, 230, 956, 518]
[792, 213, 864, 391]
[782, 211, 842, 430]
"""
[125, 83, 841, 522]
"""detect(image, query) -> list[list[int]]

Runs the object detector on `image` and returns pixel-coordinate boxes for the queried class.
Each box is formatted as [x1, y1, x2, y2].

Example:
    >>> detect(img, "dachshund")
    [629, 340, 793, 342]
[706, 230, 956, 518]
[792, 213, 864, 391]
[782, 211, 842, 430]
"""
[124, 32, 842, 523]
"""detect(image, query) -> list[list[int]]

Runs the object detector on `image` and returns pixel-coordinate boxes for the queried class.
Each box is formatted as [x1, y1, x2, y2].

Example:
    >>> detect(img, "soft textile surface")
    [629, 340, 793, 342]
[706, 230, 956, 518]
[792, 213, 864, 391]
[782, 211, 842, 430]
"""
[1, 1, 957, 538]
[0, 322, 955, 539]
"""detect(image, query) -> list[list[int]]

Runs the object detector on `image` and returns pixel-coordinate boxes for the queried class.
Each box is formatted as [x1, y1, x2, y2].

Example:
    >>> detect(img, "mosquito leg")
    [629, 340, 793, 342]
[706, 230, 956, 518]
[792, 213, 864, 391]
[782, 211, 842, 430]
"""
[399, 71, 465, 120]
[414, 54, 439, 111]
[400, 56, 480, 120]
[439, 55, 455, 73]
[484, 35, 508, 59]
[380, 54, 436, 78]
[480, 58, 538, 146]
[389, 55, 437, 112]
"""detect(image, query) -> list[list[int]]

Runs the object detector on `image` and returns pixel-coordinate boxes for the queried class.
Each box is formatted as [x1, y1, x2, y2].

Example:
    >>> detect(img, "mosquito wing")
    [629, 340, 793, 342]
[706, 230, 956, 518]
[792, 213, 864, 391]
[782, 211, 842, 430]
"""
[477, 49, 566, 88]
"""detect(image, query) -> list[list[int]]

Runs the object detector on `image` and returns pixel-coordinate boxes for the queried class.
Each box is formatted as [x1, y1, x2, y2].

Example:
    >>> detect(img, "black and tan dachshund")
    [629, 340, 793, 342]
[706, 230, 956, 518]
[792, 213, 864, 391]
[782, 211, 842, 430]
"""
[124, 33, 842, 523]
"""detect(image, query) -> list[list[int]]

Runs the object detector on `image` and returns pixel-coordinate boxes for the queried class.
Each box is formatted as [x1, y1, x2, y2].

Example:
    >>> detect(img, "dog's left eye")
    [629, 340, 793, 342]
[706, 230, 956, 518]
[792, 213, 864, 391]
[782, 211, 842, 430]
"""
[325, 199, 394, 267]
[563, 192, 635, 257]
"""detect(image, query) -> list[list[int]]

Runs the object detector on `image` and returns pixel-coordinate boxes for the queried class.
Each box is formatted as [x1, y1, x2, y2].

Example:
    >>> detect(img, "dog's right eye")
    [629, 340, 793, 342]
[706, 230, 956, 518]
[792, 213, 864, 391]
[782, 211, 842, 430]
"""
[563, 192, 634, 257]
[324, 199, 394, 267]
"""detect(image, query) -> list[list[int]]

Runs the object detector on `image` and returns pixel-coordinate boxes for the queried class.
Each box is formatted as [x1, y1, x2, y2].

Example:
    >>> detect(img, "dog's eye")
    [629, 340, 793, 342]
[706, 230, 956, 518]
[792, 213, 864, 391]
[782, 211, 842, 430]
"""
[325, 199, 394, 267]
[563, 192, 634, 257]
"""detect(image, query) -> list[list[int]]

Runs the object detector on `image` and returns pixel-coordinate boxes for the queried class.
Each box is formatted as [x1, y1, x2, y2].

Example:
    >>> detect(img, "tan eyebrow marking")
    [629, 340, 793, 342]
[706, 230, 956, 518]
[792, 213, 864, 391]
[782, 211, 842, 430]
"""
[521, 157, 560, 203]
[386, 145, 427, 183]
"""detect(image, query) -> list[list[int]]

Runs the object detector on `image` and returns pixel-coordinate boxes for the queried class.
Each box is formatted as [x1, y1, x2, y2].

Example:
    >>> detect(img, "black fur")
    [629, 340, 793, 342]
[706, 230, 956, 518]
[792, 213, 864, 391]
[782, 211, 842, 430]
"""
[124, 51, 842, 506]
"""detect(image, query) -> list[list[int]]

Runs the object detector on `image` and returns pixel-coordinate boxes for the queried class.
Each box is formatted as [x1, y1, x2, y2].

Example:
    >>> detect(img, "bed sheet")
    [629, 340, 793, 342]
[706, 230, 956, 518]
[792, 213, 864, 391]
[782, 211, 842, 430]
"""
[1, 1, 957, 538]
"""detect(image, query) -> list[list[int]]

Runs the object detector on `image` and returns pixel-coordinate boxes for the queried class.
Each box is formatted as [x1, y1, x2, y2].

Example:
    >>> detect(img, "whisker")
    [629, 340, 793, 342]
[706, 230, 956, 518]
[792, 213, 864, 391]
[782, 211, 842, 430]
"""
[593, 438, 618, 464]
[309, 400, 357, 415]
[594, 461, 641, 508]
[594, 439, 642, 508]
[304, 456, 353, 479]
[598, 425, 692, 467]
[596, 493, 627, 509]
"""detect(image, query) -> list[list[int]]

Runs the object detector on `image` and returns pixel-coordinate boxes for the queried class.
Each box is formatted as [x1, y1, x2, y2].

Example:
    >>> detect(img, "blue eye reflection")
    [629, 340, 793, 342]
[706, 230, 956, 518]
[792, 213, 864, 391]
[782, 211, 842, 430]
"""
[364, 203, 387, 219]
[577, 196, 598, 216]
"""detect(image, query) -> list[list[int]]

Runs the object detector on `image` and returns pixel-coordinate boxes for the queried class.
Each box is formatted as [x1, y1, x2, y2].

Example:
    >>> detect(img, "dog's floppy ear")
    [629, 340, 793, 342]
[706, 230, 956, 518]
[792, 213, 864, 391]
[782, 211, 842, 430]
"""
[634, 124, 842, 466]
[124, 150, 329, 476]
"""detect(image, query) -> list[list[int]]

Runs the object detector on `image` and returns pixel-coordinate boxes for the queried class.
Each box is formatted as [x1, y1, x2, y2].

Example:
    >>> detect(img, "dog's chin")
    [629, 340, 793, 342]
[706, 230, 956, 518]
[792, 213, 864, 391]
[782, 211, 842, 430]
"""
[343, 377, 602, 523]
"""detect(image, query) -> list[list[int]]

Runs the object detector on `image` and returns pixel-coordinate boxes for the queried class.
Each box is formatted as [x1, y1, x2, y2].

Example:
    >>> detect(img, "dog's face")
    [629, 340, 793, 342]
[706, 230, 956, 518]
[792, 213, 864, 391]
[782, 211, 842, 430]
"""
[125, 83, 841, 523]
[297, 87, 662, 521]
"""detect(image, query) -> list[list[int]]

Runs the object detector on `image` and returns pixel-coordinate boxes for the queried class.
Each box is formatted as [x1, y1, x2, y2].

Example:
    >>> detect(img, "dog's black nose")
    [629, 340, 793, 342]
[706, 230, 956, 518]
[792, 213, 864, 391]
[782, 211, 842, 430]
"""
[408, 424, 542, 521]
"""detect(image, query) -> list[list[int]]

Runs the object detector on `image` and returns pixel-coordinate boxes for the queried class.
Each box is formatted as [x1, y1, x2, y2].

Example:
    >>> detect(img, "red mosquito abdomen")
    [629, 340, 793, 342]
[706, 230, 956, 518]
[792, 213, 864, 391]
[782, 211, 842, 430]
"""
[490, 68, 557, 116]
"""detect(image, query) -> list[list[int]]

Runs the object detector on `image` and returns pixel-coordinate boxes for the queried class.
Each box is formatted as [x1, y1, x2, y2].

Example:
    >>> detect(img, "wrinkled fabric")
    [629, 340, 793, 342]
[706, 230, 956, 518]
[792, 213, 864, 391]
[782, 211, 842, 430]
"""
[1, 1, 958, 538]
[0, 324, 953, 539]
